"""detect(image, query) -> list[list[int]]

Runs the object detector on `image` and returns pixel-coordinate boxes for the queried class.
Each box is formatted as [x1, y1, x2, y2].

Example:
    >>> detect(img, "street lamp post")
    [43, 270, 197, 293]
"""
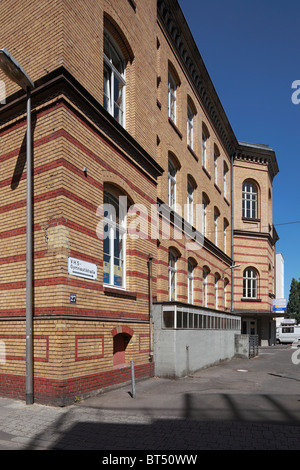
[0, 49, 35, 405]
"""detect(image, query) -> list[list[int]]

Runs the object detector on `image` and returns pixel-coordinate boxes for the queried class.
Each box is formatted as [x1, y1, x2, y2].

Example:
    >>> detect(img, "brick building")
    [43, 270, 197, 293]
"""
[0, 0, 279, 405]
[233, 142, 279, 344]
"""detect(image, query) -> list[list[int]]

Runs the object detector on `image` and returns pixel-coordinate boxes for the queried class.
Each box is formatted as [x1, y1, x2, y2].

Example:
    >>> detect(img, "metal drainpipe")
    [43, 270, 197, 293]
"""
[26, 86, 33, 405]
[230, 153, 235, 313]
[148, 254, 154, 361]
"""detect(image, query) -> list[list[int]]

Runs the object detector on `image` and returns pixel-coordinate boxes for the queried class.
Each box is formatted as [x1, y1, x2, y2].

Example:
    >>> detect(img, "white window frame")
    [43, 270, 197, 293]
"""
[203, 268, 208, 307]
[214, 209, 219, 246]
[223, 220, 228, 254]
[103, 31, 126, 128]
[103, 192, 126, 289]
[168, 159, 177, 209]
[223, 164, 228, 199]
[224, 279, 228, 310]
[202, 132, 207, 169]
[242, 181, 257, 219]
[215, 274, 219, 310]
[168, 72, 177, 123]
[202, 196, 207, 237]
[187, 179, 194, 226]
[187, 105, 194, 148]
[243, 268, 258, 299]
[188, 260, 194, 304]
[214, 151, 218, 184]
[168, 250, 177, 301]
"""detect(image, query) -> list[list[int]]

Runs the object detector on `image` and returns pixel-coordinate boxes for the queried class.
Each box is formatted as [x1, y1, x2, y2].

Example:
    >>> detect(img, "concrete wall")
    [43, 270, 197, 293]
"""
[153, 305, 240, 378]
[235, 334, 250, 358]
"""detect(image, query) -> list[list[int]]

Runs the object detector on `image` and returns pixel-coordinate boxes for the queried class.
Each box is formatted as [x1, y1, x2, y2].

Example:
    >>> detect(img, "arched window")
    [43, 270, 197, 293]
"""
[202, 124, 210, 170]
[103, 189, 127, 288]
[187, 176, 196, 226]
[243, 268, 258, 299]
[188, 258, 196, 304]
[168, 249, 178, 301]
[168, 71, 177, 123]
[242, 181, 258, 219]
[223, 218, 229, 254]
[214, 207, 220, 247]
[168, 157, 177, 209]
[187, 96, 197, 150]
[214, 145, 220, 185]
[224, 278, 229, 310]
[214, 273, 220, 309]
[223, 162, 229, 199]
[168, 62, 180, 125]
[202, 193, 209, 238]
[103, 29, 126, 127]
[203, 266, 210, 307]
[187, 104, 194, 149]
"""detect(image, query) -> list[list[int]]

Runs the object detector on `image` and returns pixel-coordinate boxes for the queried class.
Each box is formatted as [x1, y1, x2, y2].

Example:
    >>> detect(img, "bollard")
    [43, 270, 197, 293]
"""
[130, 360, 136, 398]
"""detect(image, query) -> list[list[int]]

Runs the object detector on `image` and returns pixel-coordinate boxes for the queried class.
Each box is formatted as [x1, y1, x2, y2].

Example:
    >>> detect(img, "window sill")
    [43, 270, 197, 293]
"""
[214, 183, 221, 194]
[241, 298, 262, 302]
[242, 217, 260, 223]
[128, 0, 136, 11]
[104, 286, 137, 300]
[202, 166, 211, 180]
[187, 145, 199, 162]
[168, 117, 183, 140]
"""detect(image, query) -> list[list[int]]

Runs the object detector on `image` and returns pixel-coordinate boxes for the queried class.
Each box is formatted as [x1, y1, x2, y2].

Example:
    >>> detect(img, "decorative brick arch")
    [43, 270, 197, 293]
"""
[111, 326, 134, 367]
[111, 326, 134, 338]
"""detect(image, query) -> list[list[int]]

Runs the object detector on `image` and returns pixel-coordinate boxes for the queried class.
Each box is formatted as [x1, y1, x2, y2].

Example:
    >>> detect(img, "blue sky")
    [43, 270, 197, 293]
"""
[179, 0, 300, 300]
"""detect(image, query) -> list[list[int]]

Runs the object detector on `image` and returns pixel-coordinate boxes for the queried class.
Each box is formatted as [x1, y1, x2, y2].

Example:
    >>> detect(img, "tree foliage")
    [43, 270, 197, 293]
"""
[287, 278, 300, 323]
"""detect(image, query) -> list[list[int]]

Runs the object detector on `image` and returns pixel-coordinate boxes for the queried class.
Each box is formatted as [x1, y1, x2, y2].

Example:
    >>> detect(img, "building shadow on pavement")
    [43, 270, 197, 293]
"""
[24, 392, 300, 450]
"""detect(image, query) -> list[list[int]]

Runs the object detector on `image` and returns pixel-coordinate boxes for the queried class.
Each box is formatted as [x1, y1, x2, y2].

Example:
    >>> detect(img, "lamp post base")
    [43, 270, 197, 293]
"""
[26, 393, 33, 405]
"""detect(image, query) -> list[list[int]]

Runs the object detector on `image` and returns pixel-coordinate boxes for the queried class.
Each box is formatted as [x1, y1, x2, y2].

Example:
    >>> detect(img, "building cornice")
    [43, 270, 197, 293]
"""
[157, 0, 238, 156]
[157, 1, 280, 183]
[234, 226, 279, 246]
[235, 141, 279, 181]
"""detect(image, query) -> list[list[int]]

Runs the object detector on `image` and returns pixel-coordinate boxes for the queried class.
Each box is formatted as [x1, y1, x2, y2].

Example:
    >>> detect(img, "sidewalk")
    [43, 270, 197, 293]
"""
[0, 345, 299, 450]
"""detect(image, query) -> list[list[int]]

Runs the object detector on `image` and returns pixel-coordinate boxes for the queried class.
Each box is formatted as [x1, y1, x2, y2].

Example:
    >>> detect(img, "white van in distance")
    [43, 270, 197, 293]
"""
[276, 319, 300, 344]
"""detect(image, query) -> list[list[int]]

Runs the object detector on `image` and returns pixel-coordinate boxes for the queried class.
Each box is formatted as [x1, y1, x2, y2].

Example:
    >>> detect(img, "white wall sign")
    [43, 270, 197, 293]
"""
[68, 257, 97, 280]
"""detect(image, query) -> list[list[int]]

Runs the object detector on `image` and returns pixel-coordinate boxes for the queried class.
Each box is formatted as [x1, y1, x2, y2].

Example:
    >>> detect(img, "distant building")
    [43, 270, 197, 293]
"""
[232, 142, 279, 345]
[275, 253, 285, 326]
